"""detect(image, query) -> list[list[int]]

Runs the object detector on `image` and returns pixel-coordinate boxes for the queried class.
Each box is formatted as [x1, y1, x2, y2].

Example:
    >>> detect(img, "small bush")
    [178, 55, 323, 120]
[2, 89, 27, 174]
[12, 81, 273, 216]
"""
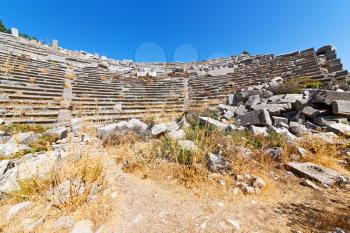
[269, 77, 321, 94]
[14, 135, 58, 158]
[0, 124, 49, 134]
[154, 136, 193, 165]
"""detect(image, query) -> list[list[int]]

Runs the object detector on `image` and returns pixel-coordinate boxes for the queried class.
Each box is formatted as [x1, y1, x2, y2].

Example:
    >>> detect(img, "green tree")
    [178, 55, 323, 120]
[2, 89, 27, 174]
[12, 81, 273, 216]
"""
[0, 20, 7, 33]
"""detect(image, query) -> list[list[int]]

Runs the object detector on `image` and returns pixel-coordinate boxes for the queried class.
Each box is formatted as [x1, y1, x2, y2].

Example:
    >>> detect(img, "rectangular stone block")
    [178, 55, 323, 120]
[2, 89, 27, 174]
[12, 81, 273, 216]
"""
[237, 110, 272, 127]
[252, 103, 291, 116]
[287, 162, 348, 186]
[311, 90, 350, 105]
[332, 100, 350, 116]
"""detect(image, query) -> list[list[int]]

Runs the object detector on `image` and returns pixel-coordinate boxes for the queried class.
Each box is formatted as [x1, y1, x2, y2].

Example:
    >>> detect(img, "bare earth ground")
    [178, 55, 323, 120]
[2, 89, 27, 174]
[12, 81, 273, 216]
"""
[100, 153, 350, 233]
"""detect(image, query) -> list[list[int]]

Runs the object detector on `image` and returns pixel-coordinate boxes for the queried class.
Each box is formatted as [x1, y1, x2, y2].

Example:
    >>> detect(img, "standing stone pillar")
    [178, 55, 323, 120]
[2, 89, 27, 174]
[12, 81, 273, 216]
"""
[11, 28, 19, 37]
[52, 39, 59, 49]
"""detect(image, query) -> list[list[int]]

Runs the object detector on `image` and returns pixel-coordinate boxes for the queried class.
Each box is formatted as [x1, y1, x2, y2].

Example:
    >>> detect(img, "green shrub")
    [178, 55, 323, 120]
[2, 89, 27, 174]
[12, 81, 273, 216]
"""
[0, 124, 49, 134]
[155, 136, 193, 165]
[269, 77, 321, 94]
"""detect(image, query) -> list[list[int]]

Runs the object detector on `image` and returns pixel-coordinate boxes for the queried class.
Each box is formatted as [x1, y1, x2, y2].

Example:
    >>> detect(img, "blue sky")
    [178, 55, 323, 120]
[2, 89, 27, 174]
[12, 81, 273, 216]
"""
[1, 0, 349, 68]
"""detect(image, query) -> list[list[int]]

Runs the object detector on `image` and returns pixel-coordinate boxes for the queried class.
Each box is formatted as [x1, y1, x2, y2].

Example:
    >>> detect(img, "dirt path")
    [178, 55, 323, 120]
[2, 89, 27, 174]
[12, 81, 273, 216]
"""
[98, 153, 296, 233]
[98, 152, 350, 233]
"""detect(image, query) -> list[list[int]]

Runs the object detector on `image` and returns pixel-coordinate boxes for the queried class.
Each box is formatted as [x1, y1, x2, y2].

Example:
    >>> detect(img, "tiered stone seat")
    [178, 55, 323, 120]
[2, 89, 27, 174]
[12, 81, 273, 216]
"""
[71, 67, 185, 122]
[0, 32, 347, 124]
[0, 50, 65, 124]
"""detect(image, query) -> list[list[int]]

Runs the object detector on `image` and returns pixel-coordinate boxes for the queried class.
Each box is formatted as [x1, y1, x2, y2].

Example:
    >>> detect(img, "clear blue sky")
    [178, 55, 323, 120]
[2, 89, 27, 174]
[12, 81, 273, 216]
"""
[1, 0, 349, 68]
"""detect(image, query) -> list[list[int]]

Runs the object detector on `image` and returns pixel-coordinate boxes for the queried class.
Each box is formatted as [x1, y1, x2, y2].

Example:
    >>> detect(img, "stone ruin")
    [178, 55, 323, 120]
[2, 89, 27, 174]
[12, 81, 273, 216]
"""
[0, 31, 348, 126]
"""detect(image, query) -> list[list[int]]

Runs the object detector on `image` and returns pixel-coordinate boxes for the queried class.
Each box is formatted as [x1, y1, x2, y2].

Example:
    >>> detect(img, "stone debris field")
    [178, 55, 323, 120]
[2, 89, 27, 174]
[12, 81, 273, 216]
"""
[0, 30, 350, 233]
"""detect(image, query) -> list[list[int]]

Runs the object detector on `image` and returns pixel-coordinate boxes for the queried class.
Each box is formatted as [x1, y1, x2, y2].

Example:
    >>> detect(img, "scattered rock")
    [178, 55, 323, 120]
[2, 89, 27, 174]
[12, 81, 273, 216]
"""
[289, 122, 309, 136]
[151, 121, 179, 136]
[287, 162, 349, 186]
[45, 127, 68, 140]
[167, 129, 185, 140]
[54, 216, 76, 230]
[6, 201, 32, 220]
[97, 123, 118, 140]
[0, 143, 31, 157]
[332, 100, 350, 116]
[300, 179, 322, 191]
[237, 109, 272, 126]
[178, 140, 198, 152]
[326, 122, 350, 136]
[252, 103, 291, 116]
[207, 153, 231, 173]
[199, 117, 228, 131]
[265, 147, 284, 160]
[226, 218, 240, 231]
[0, 159, 11, 175]
[9, 131, 39, 144]
[71, 219, 94, 233]
[249, 125, 268, 136]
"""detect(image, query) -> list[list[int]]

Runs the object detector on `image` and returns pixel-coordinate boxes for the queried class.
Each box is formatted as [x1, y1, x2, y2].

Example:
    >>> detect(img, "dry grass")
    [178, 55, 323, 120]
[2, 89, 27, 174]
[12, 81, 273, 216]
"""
[0, 121, 115, 233]
[105, 123, 292, 198]
[298, 134, 349, 175]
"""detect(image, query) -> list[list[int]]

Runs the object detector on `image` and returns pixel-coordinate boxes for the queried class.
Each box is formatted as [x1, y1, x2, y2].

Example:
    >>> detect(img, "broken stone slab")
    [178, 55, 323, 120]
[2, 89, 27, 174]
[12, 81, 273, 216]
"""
[53, 216, 76, 231]
[326, 123, 350, 136]
[289, 122, 309, 136]
[206, 153, 231, 173]
[332, 100, 350, 116]
[0, 160, 13, 176]
[265, 147, 284, 160]
[267, 94, 285, 103]
[235, 104, 247, 116]
[178, 140, 198, 152]
[199, 117, 228, 131]
[96, 124, 118, 140]
[237, 110, 272, 127]
[0, 143, 31, 158]
[314, 132, 339, 144]
[272, 116, 289, 127]
[280, 94, 304, 104]
[301, 106, 322, 118]
[0, 152, 60, 196]
[292, 98, 311, 111]
[223, 110, 235, 120]
[151, 121, 179, 136]
[217, 104, 237, 113]
[311, 90, 350, 105]
[167, 129, 185, 140]
[305, 121, 322, 131]
[249, 125, 268, 136]
[271, 127, 297, 141]
[71, 219, 94, 233]
[313, 115, 348, 126]
[126, 118, 148, 133]
[252, 103, 291, 116]
[300, 179, 322, 191]
[9, 131, 39, 145]
[44, 127, 68, 140]
[245, 95, 261, 108]
[6, 201, 32, 220]
[287, 162, 349, 186]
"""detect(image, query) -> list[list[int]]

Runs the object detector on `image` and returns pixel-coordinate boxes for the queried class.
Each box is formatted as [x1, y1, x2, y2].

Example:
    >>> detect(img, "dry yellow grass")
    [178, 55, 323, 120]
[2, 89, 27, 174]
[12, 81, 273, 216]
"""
[0, 123, 115, 233]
